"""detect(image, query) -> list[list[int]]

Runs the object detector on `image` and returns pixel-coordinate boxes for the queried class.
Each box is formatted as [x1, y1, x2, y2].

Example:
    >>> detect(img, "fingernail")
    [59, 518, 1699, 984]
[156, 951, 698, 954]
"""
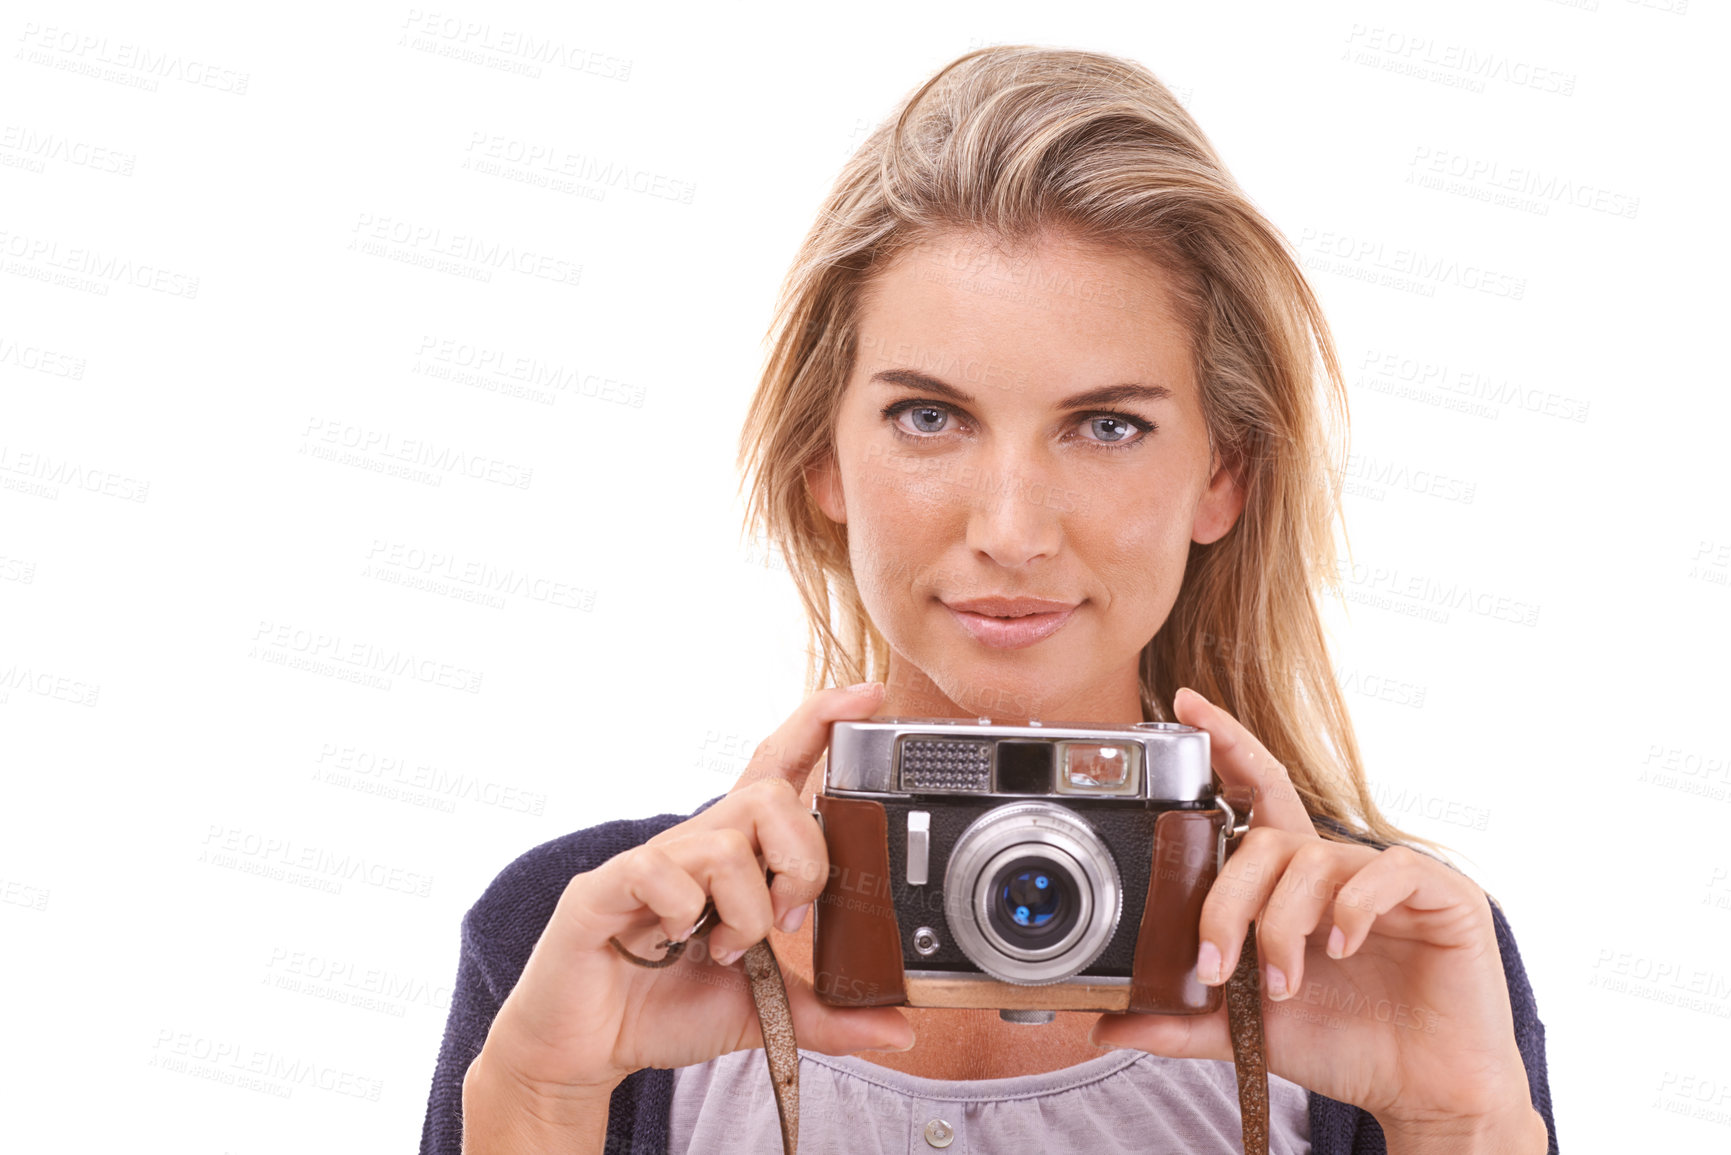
[777, 903, 811, 933]
[1265, 963, 1288, 1000]
[1326, 926, 1346, 959]
[715, 947, 744, 966]
[1196, 940, 1222, 985]
[845, 681, 883, 695]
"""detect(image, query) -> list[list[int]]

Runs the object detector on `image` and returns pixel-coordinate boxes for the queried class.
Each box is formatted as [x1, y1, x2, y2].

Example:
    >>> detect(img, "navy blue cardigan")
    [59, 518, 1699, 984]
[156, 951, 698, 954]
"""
[420, 800, 1558, 1153]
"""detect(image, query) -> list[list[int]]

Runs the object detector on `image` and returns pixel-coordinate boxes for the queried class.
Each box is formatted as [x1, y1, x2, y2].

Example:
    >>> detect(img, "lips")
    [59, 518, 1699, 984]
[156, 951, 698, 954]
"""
[944, 596, 1079, 618]
[941, 596, 1080, 651]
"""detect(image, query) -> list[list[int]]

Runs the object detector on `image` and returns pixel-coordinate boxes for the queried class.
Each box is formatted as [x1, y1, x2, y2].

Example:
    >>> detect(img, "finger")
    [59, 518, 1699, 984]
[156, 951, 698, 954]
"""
[1173, 687, 1313, 834]
[560, 843, 710, 948]
[1327, 845, 1462, 958]
[674, 776, 833, 927]
[1255, 839, 1377, 998]
[693, 962, 915, 1055]
[656, 827, 778, 962]
[749, 780, 833, 928]
[1196, 825, 1304, 985]
[731, 682, 886, 792]
[785, 974, 917, 1055]
[1089, 1007, 1230, 1061]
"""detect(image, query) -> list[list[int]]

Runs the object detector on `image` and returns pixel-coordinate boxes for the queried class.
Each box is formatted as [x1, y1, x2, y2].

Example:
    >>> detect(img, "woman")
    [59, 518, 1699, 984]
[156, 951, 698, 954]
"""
[422, 46, 1556, 1154]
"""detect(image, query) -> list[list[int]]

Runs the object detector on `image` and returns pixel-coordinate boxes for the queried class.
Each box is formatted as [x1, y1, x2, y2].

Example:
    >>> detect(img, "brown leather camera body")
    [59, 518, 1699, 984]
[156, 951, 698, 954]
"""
[810, 791, 1235, 1015]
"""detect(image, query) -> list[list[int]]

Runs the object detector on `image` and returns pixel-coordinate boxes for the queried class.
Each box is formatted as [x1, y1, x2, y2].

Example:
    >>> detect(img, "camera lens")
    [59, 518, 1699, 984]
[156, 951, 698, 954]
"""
[987, 856, 1081, 945]
[944, 801, 1123, 984]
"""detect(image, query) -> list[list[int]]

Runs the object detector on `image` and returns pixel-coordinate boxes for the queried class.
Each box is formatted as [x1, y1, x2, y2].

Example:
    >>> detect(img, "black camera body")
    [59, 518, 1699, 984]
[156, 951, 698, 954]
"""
[812, 716, 1236, 1016]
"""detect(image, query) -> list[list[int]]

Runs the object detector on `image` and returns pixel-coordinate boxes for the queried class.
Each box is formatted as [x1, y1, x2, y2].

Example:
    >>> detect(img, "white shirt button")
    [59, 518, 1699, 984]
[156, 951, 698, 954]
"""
[923, 1117, 955, 1148]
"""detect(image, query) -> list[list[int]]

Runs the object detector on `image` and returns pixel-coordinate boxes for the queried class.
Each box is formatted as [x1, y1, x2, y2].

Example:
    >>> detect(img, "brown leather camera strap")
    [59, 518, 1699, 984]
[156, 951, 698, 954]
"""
[740, 940, 802, 1155]
[1225, 924, 1270, 1154]
[1221, 785, 1269, 1155]
[610, 900, 802, 1155]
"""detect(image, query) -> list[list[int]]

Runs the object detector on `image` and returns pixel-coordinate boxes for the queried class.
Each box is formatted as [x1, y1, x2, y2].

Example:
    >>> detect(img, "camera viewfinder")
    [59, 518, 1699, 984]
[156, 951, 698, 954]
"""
[995, 742, 1053, 794]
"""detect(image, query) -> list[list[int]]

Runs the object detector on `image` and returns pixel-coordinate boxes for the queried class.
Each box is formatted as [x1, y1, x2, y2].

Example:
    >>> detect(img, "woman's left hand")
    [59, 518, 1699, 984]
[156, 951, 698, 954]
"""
[1090, 688, 1548, 1153]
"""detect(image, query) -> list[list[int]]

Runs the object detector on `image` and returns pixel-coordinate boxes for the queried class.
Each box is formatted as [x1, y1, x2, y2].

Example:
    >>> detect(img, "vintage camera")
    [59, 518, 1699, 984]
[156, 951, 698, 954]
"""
[811, 716, 1243, 1020]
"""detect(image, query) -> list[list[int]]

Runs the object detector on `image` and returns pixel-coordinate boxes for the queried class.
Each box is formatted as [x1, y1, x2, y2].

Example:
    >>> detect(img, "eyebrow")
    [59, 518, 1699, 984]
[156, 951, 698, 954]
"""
[867, 368, 1172, 410]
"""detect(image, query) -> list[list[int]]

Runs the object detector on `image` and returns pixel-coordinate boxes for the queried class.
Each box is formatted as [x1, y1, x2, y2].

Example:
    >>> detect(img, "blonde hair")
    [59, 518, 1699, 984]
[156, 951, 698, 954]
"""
[737, 45, 1420, 848]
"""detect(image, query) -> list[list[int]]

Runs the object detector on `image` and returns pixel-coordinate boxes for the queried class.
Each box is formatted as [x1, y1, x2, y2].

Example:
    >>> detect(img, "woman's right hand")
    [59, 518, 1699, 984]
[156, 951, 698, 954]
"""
[467, 682, 914, 1125]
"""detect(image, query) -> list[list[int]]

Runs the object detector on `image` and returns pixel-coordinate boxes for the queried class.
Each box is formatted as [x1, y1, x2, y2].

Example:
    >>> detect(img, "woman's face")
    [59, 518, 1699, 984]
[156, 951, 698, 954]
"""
[807, 228, 1244, 723]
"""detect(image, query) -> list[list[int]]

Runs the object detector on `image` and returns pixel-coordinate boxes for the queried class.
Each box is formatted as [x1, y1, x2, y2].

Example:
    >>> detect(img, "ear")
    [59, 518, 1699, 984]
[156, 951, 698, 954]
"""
[1191, 448, 1245, 545]
[805, 454, 846, 525]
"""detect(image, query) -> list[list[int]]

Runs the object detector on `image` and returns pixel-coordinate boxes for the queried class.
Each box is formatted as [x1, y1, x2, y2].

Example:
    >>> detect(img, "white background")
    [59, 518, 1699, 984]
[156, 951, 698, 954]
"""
[3, 0, 1726, 1150]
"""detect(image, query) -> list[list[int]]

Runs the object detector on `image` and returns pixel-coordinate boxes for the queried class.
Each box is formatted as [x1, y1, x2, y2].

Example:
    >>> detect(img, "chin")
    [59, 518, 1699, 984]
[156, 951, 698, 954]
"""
[935, 653, 1062, 718]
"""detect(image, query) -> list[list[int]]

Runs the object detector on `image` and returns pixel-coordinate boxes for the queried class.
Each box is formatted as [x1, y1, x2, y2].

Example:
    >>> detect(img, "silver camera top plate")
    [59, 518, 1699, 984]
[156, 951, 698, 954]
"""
[826, 716, 1213, 803]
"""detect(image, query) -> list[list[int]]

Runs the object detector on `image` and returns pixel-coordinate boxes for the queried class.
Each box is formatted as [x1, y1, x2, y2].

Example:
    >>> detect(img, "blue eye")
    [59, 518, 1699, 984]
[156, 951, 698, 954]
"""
[879, 399, 1154, 452]
[901, 405, 949, 434]
[1089, 416, 1135, 443]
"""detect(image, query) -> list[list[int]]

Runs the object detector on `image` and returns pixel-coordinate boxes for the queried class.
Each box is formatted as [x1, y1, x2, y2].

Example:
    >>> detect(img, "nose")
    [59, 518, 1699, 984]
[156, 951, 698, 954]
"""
[961, 452, 1064, 568]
